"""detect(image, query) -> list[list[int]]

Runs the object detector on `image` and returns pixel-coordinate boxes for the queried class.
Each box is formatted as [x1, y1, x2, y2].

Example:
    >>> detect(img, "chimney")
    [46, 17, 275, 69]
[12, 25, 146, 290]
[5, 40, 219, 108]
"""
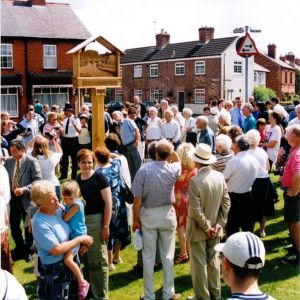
[295, 58, 300, 66]
[279, 55, 286, 62]
[286, 52, 295, 63]
[267, 44, 276, 59]
[156, 29, 170, 49]
[198, 26, 214, 44]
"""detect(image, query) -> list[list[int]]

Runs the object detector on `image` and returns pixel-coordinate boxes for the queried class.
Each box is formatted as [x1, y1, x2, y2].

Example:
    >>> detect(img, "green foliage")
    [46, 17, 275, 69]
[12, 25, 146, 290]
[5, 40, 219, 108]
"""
[253, 86, 276, 102]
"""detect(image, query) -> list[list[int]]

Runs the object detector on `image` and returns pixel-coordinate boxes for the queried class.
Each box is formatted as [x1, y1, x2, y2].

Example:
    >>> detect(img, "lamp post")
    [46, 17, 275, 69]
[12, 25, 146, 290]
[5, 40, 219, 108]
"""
[233, 26, 261, 102]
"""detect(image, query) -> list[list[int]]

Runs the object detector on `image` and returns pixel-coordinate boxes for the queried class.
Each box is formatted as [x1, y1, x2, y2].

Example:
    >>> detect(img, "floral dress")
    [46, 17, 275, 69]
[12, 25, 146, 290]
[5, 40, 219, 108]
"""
[174, 166, 197, 228]
[96, 159, 131, 250]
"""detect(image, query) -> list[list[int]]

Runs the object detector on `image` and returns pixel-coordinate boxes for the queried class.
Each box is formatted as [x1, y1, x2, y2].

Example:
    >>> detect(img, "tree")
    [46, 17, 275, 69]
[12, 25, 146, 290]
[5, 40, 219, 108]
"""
[253, 86, 276, 102]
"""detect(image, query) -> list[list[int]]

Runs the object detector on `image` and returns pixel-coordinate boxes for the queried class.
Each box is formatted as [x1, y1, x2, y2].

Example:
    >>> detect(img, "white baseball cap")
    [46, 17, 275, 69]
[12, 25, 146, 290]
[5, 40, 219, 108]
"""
[214, 232, 265, 269]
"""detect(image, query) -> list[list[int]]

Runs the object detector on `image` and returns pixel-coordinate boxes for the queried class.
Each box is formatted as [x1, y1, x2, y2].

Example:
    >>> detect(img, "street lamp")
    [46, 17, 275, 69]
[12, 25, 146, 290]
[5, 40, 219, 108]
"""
[233, 26, 261, 102]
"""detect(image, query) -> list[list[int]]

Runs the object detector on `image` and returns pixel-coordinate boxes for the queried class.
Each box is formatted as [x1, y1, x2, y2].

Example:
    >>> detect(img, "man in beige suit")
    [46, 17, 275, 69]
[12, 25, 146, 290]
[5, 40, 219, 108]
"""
[187, 143, 230, 300]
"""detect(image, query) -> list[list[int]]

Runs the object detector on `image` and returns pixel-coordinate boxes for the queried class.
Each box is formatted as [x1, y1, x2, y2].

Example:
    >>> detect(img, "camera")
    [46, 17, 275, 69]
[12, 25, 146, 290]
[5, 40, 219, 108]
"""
[44, 131, 55, 139]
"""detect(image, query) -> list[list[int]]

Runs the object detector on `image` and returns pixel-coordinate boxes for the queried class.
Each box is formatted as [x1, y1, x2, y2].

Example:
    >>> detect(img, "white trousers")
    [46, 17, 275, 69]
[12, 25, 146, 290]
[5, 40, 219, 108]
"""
[140, 205, 177, 300]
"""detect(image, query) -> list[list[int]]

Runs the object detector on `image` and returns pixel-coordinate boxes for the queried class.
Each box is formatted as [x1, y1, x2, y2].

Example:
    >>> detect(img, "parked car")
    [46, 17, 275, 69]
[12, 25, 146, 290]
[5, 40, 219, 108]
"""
[106, 101, 123, 114]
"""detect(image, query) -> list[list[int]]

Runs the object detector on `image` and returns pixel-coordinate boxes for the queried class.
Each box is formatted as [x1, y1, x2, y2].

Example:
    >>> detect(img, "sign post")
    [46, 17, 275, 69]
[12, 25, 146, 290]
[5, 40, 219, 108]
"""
[236, 27, 259, 102]
[67, 36, 124, 149]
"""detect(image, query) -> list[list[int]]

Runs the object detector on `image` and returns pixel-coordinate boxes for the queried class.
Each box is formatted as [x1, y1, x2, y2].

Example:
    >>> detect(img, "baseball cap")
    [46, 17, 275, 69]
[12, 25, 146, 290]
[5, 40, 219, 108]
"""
[214, 232, 265, 269]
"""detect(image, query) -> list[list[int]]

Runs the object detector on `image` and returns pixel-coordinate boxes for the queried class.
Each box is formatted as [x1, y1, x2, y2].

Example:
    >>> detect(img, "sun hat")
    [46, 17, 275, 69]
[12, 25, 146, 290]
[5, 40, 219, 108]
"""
[192, 143, 217, 165]
[214, 232, 265, 269]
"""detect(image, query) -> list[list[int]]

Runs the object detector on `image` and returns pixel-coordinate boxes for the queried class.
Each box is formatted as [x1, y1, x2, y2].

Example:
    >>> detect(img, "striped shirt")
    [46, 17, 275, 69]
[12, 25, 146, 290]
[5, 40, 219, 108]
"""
[211, 150, 234, 173]
[227, 293, 275, 300]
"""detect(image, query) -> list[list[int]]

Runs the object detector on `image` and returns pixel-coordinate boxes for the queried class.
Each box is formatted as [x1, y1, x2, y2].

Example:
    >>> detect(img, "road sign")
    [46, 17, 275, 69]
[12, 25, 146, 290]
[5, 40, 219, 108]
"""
[236, 32, 258, 57]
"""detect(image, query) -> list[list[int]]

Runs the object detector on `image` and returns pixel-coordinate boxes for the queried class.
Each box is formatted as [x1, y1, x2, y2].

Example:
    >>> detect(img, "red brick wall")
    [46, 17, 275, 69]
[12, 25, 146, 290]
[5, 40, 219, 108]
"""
[121, 57, 222, 104]
[255, 53, 295, 99]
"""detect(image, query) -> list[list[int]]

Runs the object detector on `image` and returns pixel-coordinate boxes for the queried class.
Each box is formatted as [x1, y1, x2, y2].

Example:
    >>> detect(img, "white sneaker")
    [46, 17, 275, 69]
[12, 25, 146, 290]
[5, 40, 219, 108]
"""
[109, 263, 116, 272]
[259, 230, 266, 238]
[113, 257, 123, 264]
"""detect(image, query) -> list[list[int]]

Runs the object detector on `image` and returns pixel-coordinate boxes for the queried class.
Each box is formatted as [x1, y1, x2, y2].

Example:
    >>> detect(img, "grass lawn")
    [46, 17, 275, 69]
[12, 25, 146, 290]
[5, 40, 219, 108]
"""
[11, 175, 300, 300]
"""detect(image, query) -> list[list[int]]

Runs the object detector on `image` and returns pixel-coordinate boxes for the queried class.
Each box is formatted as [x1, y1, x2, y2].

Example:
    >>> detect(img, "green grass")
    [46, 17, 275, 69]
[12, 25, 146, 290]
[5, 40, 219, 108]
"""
[11, 175, 300, 300]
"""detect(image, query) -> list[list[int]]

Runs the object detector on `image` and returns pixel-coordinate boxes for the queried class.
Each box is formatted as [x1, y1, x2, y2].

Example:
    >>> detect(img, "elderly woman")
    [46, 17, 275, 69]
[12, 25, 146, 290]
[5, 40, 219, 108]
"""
[246, 129, 275, 237]
[76, 149, 112, 300]
[31, 180, 93, 299]
[145, 106, 163, 143]
[181, 108, 195, 142]
[211, 134, 234, 173]
[174, 143, 197, 264]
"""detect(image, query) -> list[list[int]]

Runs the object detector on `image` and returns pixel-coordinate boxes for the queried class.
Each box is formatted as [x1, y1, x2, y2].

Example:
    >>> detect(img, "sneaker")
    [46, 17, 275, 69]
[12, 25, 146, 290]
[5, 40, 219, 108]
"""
[259, 230, 266, 238]
[112, 257, 123, 264]
[109, 263, 116, 271]
[78, 281, 90, 300]
[281, 255, 300, 266]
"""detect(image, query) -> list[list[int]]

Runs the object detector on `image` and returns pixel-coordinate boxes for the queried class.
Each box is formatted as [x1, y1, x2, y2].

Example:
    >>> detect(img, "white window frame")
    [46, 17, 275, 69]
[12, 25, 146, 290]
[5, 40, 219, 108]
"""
[195, 61, 205, 75]
[134, 65, 143, 78]
[134, 90, 143, 100]
[0, 86, 19, 117]
[233, 61, 243, 74]
[175, 62, 185, 76]
[0, 44, 13, 69]
[150, 90, 163, 101]
[254, 71, 266, 85]
[194, 89, 205, 104]
[43, 45, 57, 69]
[33, 86, 70, 108]
[115, 89, 123, 101]
[150, 64, 158, 77]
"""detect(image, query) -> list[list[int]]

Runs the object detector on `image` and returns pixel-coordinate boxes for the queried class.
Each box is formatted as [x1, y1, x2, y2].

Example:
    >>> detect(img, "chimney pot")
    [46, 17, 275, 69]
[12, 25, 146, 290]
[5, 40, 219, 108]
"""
[156, 29, 170, 49]
[286, 52, 295, 63]
[198, 26, 214, 44]
[267, 43, 276, 59]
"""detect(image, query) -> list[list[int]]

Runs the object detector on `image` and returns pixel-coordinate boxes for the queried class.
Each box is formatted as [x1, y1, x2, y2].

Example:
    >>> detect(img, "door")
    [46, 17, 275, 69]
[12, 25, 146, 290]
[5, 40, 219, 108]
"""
[178, 91, 185, 112]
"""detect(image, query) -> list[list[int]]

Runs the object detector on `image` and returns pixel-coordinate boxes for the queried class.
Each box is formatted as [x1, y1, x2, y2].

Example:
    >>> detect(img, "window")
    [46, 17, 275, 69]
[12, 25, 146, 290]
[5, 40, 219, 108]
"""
[234, 61, 242, 74]
[1, 87, 18, 117]
[120, 66, 122, 77]
[195, 89, 205, 104]
[150, 90, 163, 101]
[254, 71, 266, 84]
[195, 61, 205, 75]
[43, 45, 57, 69]
[134, 90, 143, 100]
[134, 65, 142, 78]
[175, 62, 185, 76]
[1, 44, 13, 68]
[290, 72, 293, 84]
[33, 86, 69, 108]
[150, 64, 158, 77]
[115, 90, 122, 101]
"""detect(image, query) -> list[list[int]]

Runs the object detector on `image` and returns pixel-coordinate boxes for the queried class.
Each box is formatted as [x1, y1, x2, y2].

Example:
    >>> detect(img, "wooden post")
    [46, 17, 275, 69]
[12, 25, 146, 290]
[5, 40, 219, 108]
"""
[91, 87, 106, 149]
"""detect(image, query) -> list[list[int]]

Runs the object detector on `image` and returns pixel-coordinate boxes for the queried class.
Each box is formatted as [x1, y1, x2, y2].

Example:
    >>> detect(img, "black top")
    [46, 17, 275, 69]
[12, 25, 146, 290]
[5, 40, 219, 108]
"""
[77, 171, 110, 215]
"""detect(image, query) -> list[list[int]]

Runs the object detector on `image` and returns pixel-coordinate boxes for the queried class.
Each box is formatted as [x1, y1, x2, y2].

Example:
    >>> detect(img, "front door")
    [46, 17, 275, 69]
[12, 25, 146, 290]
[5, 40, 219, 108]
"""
[178, 91, 184, 112]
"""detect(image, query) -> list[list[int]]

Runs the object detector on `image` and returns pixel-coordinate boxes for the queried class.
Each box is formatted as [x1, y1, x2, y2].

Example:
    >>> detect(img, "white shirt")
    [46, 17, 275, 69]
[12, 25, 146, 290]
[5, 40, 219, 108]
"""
[146, 117, 162, 140]
[78, 127, 91, 145]
[0, 164, 10, 204]
[265, 124, 281, 162]
[223, 151, 259, 193]
[247, 147, 269, 178]
[273, 103, 288, 119]
[0, 269, 28, 300]
[63, 116, 81, 138]
[288, 117, 300, 126]
[174, 113, 185, 128]
[36, 153, 62, 186]
[161, 119, 181, 142]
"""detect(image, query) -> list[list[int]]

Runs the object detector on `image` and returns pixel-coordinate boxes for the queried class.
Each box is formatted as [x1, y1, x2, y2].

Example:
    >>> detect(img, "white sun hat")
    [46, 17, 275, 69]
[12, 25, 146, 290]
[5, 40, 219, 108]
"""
[192, 143, 217, 165]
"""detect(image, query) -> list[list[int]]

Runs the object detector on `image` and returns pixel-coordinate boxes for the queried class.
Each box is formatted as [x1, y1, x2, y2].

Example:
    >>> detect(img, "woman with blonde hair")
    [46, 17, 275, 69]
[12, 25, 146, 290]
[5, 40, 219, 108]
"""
[174, 143, 197, 264]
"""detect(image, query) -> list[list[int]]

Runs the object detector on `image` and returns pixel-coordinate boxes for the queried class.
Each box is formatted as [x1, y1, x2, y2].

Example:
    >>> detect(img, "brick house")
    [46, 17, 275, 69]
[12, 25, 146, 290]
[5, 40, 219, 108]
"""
[255, 44, 296, 99]
[117, 27, 256, 113]
[0, 0, 90, 119]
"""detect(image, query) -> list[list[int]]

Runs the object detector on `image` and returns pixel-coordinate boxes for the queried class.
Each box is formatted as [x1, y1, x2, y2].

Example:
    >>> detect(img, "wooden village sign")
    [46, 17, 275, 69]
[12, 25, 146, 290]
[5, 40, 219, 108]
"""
[67, 36, 124, 148]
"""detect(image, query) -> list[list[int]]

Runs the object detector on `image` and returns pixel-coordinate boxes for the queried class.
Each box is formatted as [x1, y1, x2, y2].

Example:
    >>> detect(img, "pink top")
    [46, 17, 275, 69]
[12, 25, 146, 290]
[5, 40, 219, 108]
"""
[281, 146, 300, 187]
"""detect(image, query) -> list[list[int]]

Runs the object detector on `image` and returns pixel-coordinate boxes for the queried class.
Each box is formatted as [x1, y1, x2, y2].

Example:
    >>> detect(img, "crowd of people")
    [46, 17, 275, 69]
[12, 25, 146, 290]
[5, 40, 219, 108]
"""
[0, 95, 299, 300]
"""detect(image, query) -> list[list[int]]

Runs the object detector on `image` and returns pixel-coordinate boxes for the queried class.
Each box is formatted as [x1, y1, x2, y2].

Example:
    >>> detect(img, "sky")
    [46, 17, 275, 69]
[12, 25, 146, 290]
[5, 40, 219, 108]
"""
[65, 0, 299, 58]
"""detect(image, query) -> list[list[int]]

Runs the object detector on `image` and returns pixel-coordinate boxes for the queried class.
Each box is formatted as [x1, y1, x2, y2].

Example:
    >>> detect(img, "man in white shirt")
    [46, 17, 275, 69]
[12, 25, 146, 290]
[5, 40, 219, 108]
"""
[60, 103, 81, 180]
[223, 136, 259, 236]
[271, 97, 289, 120]
[171, 106, 185, 130]
[288, 104, 300, 126]
[161, 109, 181, 150]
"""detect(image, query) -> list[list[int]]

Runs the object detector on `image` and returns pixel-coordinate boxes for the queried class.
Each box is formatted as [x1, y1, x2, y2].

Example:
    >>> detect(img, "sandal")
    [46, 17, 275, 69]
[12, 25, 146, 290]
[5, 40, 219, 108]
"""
[174, 254, 189, 265]
[78, 281, 90, 300]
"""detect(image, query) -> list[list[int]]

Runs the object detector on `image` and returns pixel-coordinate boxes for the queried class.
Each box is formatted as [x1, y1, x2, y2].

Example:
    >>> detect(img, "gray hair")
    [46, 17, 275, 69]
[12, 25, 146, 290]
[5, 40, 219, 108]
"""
[170, 105, 179, 113]
[156, 139, 174, 160]
[196, 115, 208, 126]
[149, 106, 158, 114]
[242, 103, 253, 112]
[216, 134, 232, 153]
[295, 104, 300, 112]
[164, 109, 174, 118]
[182, 108, 193, 116]
[218, 112, 231, 126]
[245, 129, 261, 146]
[235, 135, 250, 151]
[286, 124, 300, 138]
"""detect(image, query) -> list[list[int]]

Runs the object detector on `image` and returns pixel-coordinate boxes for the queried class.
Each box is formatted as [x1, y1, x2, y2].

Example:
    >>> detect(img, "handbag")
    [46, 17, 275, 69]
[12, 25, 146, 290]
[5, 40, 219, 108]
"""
[120, 180, 134, 204]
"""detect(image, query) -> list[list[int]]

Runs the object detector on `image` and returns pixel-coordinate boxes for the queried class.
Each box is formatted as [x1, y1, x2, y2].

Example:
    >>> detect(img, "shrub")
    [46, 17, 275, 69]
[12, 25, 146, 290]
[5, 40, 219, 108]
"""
[253, 87, 276, 102]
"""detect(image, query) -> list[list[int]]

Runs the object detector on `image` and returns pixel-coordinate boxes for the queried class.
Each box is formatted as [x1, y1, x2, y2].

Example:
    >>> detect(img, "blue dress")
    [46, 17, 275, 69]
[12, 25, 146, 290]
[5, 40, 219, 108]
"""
[96, 159, 131, 250]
